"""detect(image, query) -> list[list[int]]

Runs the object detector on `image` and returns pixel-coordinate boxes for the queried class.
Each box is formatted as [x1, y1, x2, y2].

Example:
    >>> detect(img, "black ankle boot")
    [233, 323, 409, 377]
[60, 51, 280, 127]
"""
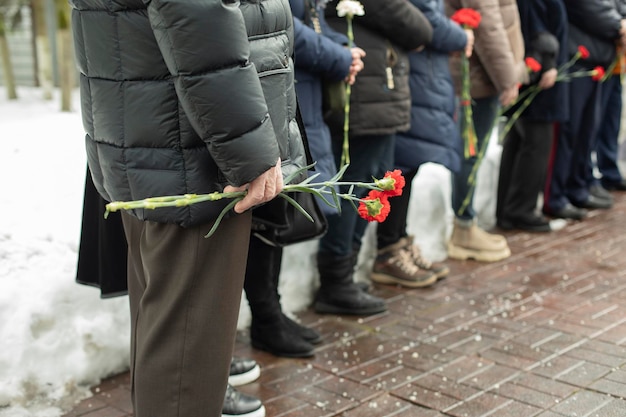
[250, 318, 315, 358]
[281, 313, 322, 344]
[315, 252, 387, 315]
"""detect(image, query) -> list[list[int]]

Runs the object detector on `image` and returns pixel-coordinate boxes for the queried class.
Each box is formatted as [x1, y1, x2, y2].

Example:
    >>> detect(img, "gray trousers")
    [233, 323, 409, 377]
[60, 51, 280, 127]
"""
[121, 211, 252, 417]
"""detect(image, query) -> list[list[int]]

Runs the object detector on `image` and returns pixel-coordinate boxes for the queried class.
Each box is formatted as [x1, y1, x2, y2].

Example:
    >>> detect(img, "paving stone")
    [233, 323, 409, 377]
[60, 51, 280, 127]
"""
[549, 389, 613, 416]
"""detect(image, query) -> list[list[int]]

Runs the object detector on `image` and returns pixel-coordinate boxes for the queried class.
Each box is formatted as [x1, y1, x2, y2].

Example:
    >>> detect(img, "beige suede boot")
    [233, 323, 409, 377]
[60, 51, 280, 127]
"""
[447, 222, 511, 262]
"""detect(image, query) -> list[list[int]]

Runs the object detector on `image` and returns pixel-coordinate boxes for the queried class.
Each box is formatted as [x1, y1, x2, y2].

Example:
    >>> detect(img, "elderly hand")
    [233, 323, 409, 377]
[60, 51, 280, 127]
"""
[224, 158, 284, 213]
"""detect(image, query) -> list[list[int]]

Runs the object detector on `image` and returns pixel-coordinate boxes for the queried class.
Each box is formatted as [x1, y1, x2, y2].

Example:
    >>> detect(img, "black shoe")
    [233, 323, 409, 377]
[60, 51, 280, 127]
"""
[544, 203, 587, 220]
[589, 184, 614, 201]
[572, 194, 613, 209]
[281, 313, 322, 344]
[222, 385, 265, 417]
[314, 283, 387, 316]
[497, 215, 551, 232]
[602, 178, 626, 191]
[250, 319, 315, 358]
[228, 357, 260, 387]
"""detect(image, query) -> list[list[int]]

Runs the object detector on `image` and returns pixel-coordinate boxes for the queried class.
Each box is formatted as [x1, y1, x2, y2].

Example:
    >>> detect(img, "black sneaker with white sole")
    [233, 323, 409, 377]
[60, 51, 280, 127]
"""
[228, 357, 261, 387]
[222, 384, 266, 417]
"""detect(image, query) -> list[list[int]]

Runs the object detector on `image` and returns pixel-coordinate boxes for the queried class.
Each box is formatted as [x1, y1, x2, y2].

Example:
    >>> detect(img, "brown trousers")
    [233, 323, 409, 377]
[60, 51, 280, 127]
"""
[121, 211, 252, 417]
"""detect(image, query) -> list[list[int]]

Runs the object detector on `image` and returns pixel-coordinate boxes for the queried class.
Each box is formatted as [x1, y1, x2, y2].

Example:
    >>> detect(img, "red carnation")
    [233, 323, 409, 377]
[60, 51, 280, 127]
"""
[525, 57, 542, 73]
[591, 66, 606, 81]
[450, 8, 481, 29]
[376, 169, 405, 197]
[577, 45, 590, 60]
[358, 190, 391, 222]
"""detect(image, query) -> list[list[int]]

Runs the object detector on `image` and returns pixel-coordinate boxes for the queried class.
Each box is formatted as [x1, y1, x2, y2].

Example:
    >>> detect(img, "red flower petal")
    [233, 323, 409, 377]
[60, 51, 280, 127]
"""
[381, 170, 405, 197]
[578, 45, 590, 60]
[591, 66, 606, 81]
[525, 57, 542, 73]
[451, 8, 482, 29]
[357, 190, 391, 222]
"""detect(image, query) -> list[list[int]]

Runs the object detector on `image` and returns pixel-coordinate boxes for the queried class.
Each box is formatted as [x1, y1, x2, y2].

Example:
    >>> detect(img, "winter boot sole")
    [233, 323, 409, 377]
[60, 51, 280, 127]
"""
[250, 339, 314, 358]
[314, 300, 387, 316]
[447, 242, 511, 262]
[370, 271, 437, 288]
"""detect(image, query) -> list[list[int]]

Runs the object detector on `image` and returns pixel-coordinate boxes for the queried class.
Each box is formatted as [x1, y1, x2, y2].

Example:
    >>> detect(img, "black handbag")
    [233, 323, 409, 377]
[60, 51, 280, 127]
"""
[250, 100, 327, 246]
[252, 191, 328, 247]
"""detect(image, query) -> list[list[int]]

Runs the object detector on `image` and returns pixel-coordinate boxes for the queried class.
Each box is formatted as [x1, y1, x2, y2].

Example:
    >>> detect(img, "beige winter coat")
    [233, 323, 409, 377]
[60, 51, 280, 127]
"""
[445, 0, 528, 99]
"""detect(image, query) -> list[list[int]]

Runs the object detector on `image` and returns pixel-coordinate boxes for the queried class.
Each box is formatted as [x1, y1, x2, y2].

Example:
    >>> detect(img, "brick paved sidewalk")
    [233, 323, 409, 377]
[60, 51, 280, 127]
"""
[63, 192, 626, 417]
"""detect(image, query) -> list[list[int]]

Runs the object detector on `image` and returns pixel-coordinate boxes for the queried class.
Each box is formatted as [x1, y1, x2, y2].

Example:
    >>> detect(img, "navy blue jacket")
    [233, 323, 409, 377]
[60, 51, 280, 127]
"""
[289, 0, 352, 213]
[517, 0, 569, 122]
[395, 0, 467, 174]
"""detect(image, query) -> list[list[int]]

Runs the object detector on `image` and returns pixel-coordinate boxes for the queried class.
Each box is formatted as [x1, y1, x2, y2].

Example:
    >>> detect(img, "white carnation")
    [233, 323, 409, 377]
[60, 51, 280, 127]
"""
[336, 0, 365, 17]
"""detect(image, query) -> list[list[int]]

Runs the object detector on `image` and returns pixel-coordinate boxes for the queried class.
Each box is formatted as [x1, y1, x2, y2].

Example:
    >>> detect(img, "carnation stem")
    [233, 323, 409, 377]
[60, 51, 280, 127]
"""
[340, 17, 354, 168]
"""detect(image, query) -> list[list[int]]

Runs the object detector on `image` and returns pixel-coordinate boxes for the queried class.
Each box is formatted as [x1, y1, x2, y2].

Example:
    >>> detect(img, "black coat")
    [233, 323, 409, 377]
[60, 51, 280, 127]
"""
[70, 0, 307, 227]
[563, 0, 623, 68]
[324, 0, 433, 137]
[76, 168, 128, 298]
[516, 0, 569, 122]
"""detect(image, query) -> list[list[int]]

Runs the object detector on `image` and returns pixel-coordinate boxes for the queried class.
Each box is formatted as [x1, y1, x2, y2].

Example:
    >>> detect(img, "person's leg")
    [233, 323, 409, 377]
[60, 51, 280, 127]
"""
[122, 212, 251, 417]
[315, 134, 394, 315]
[500, 119, 552, 231]
[376, 169, 416, 249]
[372, 168, 440, 287]
[496, 118, 523, 224]
[597, 76, 625, 188]
[449, 95, 510, 262]
[567, 79, 609, 208]
[244, 235, 315, 357]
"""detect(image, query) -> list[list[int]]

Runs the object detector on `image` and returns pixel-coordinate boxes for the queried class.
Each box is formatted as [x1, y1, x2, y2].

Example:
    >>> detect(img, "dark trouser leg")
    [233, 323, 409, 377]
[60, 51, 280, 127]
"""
[500, 119, 553, 220]
[122, 211, 251, 417]
[244, 234, 316, 356]
[376, 168, 417, 249]
[547, 76, 601, 209]
[315, 134, 393, 315]
[319, 134, 396, 257]
[596, 76, 623, 185]
[497, 122, 522, 222]
[244, 235, 283, 323]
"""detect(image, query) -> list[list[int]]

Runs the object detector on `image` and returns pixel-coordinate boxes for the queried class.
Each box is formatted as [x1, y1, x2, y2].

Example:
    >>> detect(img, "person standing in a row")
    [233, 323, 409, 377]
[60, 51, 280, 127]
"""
[70, 1, 307, 416]
[497, 0, 568, 233]
[445, 0, 528, 262]
[317, 0, 433, 315]
[372, 0, 472, 288]
[543, 0, 626, 220]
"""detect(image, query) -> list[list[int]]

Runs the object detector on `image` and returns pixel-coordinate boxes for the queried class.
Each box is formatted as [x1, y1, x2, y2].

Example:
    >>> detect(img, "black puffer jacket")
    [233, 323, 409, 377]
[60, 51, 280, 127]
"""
[324, 0, 433, 137]
[70, 0, 307, 227]
[564, 0, 623, 68]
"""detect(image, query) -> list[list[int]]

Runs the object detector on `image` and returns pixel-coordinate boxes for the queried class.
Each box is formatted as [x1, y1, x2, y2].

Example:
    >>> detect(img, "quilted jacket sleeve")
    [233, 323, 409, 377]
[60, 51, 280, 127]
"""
[293, 17, 352, 81]
[144, 0, 279, 187]
[353, 0, 433, 51]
